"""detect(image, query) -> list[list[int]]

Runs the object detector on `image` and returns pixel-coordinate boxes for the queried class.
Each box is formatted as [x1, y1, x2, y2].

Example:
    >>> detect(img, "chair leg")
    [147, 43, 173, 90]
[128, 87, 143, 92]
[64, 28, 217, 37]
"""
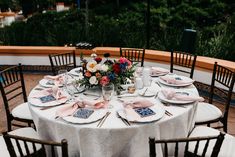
[7, 121, 12, 132]
[207, 123, 211, 127]
[223, 121, 227, 133]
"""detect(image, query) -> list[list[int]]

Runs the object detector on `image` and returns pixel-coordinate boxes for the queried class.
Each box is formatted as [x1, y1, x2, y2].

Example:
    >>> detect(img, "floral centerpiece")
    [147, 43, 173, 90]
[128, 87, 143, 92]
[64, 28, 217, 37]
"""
[79, 53, 136, 92]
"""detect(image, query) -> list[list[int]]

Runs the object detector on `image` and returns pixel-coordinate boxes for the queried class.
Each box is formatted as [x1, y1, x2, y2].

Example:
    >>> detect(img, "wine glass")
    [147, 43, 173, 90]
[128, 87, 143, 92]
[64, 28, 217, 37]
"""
[66, 80, 77, 102]
[102, 83, 114, 108]
[58, 69, 68, 91]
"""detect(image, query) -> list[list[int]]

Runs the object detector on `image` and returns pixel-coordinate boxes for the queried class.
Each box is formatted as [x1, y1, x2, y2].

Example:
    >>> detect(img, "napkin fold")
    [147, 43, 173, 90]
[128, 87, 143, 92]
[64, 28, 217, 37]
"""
[161, 89, 204, 102]
[151, 67, 169, 75]
[160, 75, 194, 85]
[55, 99, 108, 118]
[30, 85, 67, 101]
[122, 99, 154, 121]
[44, 75, 64, 86]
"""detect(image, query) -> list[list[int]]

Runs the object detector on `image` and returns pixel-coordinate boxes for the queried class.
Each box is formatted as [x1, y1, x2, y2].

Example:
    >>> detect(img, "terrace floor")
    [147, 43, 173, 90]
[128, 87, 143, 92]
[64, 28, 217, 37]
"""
[0, 73, 235, 136]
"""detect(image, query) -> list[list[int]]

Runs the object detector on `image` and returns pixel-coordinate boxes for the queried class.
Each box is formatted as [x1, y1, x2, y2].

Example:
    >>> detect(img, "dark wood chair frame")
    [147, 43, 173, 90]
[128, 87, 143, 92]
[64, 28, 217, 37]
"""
[149, 133, 225, 157]
[196, 62, 235, 133]
[49, 51, 76, 75]
[0, 63, 34, 131]
[170, 50, 197, 78]
[120, 48, 145, 67]
[3, 132, 68, 157]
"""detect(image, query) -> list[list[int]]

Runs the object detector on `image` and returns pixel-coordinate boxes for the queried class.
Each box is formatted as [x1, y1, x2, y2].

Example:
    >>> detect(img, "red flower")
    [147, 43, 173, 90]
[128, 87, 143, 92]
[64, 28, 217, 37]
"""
[95, 57, 102, 63]
[113, 63, 121, 74]
[100, 76, 110, 86]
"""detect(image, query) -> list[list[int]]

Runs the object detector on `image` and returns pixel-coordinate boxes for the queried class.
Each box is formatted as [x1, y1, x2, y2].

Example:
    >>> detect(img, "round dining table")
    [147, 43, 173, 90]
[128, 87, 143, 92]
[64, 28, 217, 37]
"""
[28, 69, 199, 157]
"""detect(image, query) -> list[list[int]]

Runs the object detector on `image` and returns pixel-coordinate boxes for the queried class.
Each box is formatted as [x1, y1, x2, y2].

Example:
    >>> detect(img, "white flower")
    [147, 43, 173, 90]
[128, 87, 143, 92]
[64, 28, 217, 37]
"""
[126, 78, 132, 84]
[101, 64, 109, 72]
[89, 76, 98, 85]
[86, 61, 97, 72]
[91, 53, 97, 58]
[95, 64, 102, 71]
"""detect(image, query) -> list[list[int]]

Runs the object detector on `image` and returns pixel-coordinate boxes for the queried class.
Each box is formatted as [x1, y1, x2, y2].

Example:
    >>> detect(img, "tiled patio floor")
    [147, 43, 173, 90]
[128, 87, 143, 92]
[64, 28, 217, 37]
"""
[0, 73, 235, 136]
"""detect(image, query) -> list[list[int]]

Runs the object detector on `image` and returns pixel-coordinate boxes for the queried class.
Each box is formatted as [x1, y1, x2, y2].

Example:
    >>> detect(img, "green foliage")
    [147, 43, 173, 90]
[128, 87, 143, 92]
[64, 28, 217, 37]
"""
[0, 0, 234, 61]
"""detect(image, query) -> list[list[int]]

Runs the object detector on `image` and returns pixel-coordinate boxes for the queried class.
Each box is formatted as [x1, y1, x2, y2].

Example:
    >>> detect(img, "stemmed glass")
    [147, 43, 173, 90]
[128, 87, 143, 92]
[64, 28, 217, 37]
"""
[66, 80, 77, 102]
[58, 69, 68, 91]
[102, 83, 114, 108]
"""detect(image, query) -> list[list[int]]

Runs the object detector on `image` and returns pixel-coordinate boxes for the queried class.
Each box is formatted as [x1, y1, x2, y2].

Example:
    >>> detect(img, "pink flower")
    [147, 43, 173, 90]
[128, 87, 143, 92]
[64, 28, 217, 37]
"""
[100, 76, 110, 86]
[127, 59, 132, 66]
[85, 71, 91, 77]
[119, 57, 127, 64]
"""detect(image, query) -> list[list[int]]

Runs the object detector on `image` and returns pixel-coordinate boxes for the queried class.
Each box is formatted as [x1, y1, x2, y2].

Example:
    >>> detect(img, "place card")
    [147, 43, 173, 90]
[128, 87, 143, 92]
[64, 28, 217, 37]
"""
[134, 107, 156, 118]
[73, 108, 94, 119]
[39, 95, 56, 103]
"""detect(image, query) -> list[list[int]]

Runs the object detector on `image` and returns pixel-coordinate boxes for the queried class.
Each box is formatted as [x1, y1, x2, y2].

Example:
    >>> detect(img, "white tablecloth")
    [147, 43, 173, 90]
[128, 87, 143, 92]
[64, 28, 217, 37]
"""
[29, 78, 198, 157]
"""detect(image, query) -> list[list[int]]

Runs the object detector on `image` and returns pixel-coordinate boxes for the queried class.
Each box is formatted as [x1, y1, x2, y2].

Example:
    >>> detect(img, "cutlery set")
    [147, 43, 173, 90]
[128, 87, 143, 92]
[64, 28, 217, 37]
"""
[116, 112, 131, 126]
[165, 110, 173, 116]
[97, 112, 111, 128]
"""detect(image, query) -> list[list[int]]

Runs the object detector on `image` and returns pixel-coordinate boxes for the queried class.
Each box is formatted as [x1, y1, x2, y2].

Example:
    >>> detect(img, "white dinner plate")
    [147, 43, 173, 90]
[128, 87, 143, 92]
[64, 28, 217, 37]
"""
[39, 77, 74, 88]
[138, 88, 156, 97]
[39, 79, 60, 88]
[28, 96, 68, 107]
[158, 91, 194, 104]
[69, 67, 83, 76]
[158, 75, 194, 87]
[62, 109, 107, 124]
[117, 100, 165, 123]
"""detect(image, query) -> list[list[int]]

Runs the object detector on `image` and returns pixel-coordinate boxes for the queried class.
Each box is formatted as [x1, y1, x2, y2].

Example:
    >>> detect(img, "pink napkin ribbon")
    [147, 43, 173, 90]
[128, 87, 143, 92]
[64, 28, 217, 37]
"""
[160, 76, 194, 85]
[151, 67, 169, 75]
[161, 89, 204, 102]
[122, 99, 154, 121]
[46, 85, 67, 100]
[44, 75, 64, 86]
[55, 100, 108, 118]
[123, 99, 154, 108]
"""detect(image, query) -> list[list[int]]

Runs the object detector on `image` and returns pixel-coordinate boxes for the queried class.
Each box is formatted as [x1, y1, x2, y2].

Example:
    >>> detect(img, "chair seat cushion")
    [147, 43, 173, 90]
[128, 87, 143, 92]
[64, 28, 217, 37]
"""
[0, 136, 10, 157]
[188, 126, 235, 157]
[195, 102, 222, 123]
[0, 127, 40, 157]
[12, 102, 33, 120]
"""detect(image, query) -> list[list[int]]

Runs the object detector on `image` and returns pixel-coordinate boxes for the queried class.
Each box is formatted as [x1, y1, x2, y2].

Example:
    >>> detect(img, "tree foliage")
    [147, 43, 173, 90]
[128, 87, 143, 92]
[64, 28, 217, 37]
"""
[0, 0, 234, 61]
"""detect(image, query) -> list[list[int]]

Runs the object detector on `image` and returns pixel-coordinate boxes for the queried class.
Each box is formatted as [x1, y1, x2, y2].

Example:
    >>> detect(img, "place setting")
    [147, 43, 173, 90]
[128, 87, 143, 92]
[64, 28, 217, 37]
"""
[55, 99, 109, 125]
[117, 98, 165, 123]
[157, 88, 204, 106]
[157, 74, 194, 87]
[28, 85, 69, 108]
[135, 66, 169, 77]
[39, 69, 73, 88]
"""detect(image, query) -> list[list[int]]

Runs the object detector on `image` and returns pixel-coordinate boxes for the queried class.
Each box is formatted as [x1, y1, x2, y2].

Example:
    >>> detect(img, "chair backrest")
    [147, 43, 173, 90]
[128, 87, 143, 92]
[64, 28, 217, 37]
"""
[180, 29, 197, 54]
[170, 50, 197, 78]
[0, 64, 27, 131]
[209, 62, 235, 129]
[120, 48, 145, 67]
[3, 132, 68, 157]
[149, 133, 225, 157]
[49, 51, 76, 75]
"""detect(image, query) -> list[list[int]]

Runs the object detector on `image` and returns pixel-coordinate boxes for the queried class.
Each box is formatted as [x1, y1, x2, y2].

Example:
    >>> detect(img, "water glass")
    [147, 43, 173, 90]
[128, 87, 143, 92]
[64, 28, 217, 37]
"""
[102, 83, 114, 101]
